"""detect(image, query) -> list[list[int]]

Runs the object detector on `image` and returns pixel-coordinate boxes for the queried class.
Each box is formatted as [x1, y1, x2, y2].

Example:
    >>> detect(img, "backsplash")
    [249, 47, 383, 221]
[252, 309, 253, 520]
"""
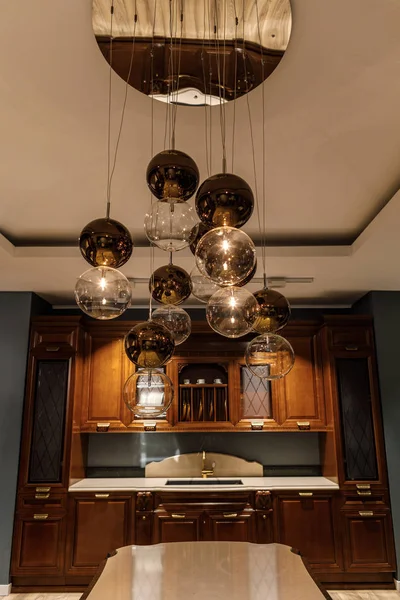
[87, 432, 321, 470]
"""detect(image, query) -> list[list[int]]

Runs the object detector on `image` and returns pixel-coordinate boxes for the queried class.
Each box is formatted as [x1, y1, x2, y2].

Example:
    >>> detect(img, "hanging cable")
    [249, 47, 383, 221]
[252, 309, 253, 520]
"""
[201, 0, 210, 177]
[149, 0, 158, 321]
[231, 0, 239, 173]
[106, 0, 138, 219]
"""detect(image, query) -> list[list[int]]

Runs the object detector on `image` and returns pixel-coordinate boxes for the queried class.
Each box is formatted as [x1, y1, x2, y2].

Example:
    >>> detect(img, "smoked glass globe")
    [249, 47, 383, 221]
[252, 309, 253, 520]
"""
[146, 149, 199, 201]
[151, 264, 192, 305]
[75, 266, 131, 320]
[79, 217, 133, 268]
[253, 288, 291, 333]
[190, 265, 220, 304]
[125, 321, 175, 368]
[195, 226, 256, 287]
[245, 333, 295, 379]
[152, 306, 191, 345]
[195, 173, 254, 228]
[123, 368, 174, 418]
[206, 287, 258, 338]
[144, 200, 198, 252]
[189, 222, 212, 255]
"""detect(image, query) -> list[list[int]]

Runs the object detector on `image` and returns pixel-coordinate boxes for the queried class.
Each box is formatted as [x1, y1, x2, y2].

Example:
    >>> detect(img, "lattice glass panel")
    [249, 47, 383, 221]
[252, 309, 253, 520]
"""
[28, 360, 69, 483]
[336, 358, 378, 480]
[241, 367, 271, 419]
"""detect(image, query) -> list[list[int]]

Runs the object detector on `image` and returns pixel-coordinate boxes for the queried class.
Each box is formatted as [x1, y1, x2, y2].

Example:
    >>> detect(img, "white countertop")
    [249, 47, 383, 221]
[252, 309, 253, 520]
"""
[69, 476, 339, 492]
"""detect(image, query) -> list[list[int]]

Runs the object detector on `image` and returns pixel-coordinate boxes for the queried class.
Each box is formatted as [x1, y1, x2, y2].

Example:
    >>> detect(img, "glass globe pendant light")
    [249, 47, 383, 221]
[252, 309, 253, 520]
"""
[190, 265, 220, 304]
[75, 266, 132, 320]
[150, 261, 192, 305]
[253, 285, 291, 334]
[189, 222, 212, 255]
[152, 306, 191, 345]
[144, 200, 198, 252]
[245, 333, 295, 379]
[125, 321, 175, 368]
[123, 368, 174, 418]
[206, 286, 258, 338]
[146, 149, 199, 202]
[195, 226, 256, 287]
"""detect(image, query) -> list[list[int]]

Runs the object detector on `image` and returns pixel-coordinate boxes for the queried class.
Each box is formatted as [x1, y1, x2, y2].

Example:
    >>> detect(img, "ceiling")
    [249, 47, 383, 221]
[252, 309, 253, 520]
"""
[1, 0, 400, 307]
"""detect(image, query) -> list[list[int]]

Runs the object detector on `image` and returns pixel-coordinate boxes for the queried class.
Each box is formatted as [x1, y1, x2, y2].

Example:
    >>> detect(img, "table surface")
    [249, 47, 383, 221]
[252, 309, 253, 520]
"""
[84, 542, 329, 600]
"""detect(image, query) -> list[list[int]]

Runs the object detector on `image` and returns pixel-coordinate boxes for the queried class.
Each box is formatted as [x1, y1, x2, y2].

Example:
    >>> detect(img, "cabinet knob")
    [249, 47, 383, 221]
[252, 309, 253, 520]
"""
[34, 514, 48, 520]
[142, 516, 146, 521]
[262, 514, 267, 520]
[359, 511, 374, 517]
[95, 493, 110, 499]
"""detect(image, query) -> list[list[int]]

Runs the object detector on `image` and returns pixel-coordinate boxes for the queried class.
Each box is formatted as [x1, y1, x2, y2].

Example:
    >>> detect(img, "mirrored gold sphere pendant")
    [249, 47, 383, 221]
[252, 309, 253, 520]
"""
[146, 149, 199, 202]
[79, 217, 133, 268]
[125, 321, 175, 368]
[195, 173, 254, 228]
[253, 288, 291, 333]
[150, 264, 192, 305]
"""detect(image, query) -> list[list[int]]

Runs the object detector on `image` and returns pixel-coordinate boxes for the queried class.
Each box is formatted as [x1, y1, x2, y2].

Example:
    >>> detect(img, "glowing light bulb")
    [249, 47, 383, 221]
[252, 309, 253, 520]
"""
[222, 239, 230, 251]
[101, 297, 106, 305]
[100, 276, 107, 291]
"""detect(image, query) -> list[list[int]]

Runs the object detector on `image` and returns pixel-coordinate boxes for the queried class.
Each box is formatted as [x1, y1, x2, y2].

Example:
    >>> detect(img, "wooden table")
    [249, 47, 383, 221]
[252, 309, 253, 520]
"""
[83, 542, 331, 600]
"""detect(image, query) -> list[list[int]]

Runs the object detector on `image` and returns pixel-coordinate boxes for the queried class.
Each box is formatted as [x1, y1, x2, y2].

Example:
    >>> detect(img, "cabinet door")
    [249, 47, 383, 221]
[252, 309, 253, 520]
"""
[81, 331, 131, 430]
[277, 334, 326, 429]
[66, 494, 132, 575]
[342, 509, 396, 571]
[153, 510, 203, 543]
[11, 511, 66, 576]
[276, 494, 342, 571]
[205, 509, 255, 542]
[256, 511, 274, 544]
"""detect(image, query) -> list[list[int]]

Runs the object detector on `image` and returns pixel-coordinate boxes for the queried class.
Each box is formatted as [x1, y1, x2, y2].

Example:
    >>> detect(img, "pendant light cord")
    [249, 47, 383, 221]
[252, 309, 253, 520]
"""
[149, 0, 158, 321]
[231, 0, 239, 173]
[105, 0, 138, 220]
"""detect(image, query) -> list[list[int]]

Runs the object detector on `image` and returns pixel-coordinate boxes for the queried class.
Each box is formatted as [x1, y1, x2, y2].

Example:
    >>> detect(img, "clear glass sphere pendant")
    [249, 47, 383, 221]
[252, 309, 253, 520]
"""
[195, 226, 256, 286]
[190, 265, 221, 304]
[123, 368, 174, 418]
[245, 333, 295, 379]
[144, 200, 198, 252]
[253, 288, 291, 333]
[152, 306, 191, 345]
[74, 266, 131, 320]
[125, 321, 175, 368]
[206, 287, 258, 338]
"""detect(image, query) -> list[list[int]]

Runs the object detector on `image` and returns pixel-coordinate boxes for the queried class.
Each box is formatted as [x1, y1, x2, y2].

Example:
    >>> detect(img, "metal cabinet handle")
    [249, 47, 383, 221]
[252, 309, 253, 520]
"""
[34, 514, 48, 520]
[359, 511, 374, 517]
[299, 492, 313, 497]
[223, 513, 238, 518]
[356, 484, 371, 490]
[345, 345, 359, 351]
[45, 346, 60, 352]
[297, 421, 310, 430]
[357, 490, 372, 496]
[95, 493, 110, 499]
[35, 493, 50, 499]
[36, 487, 50, 493]
[171, 513, 186, 519]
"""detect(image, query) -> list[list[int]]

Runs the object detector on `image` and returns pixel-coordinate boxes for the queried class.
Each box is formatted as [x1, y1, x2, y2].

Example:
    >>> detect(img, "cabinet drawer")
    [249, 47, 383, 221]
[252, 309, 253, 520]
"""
[328, 327, 371, 350]
[341, 489, 389, 509]
[18, 491, 66, 510]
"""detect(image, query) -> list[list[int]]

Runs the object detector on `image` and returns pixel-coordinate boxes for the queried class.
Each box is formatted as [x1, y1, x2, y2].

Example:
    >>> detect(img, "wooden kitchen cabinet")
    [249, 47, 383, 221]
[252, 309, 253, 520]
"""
[80, 328, 132, 431]
[11, 510, 66, 578]
[341, 507, 396, 572]
[204, 509, 256, 542]
[276, 329, 326, 430]
[65, 493, 133, 577]
[275, 492, 342, 572]
[153, 509, 203, 543]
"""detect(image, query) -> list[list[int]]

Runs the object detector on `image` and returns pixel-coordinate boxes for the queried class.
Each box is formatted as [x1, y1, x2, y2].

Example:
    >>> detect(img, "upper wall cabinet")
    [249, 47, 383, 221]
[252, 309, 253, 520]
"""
[80, 326, 132, 431]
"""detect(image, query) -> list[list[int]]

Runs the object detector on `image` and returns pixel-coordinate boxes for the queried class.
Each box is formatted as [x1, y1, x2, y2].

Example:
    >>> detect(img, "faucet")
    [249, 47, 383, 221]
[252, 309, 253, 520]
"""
[201, 451, 215, 479]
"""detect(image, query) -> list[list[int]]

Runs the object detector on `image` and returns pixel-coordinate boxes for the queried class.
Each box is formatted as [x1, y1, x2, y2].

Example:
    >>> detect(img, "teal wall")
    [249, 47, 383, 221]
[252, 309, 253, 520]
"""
[0, 293, 34, 584]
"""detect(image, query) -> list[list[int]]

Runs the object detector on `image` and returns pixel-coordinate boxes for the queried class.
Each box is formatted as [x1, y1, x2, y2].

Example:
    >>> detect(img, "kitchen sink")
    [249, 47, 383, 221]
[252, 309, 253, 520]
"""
[166, 479, 243, 485]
